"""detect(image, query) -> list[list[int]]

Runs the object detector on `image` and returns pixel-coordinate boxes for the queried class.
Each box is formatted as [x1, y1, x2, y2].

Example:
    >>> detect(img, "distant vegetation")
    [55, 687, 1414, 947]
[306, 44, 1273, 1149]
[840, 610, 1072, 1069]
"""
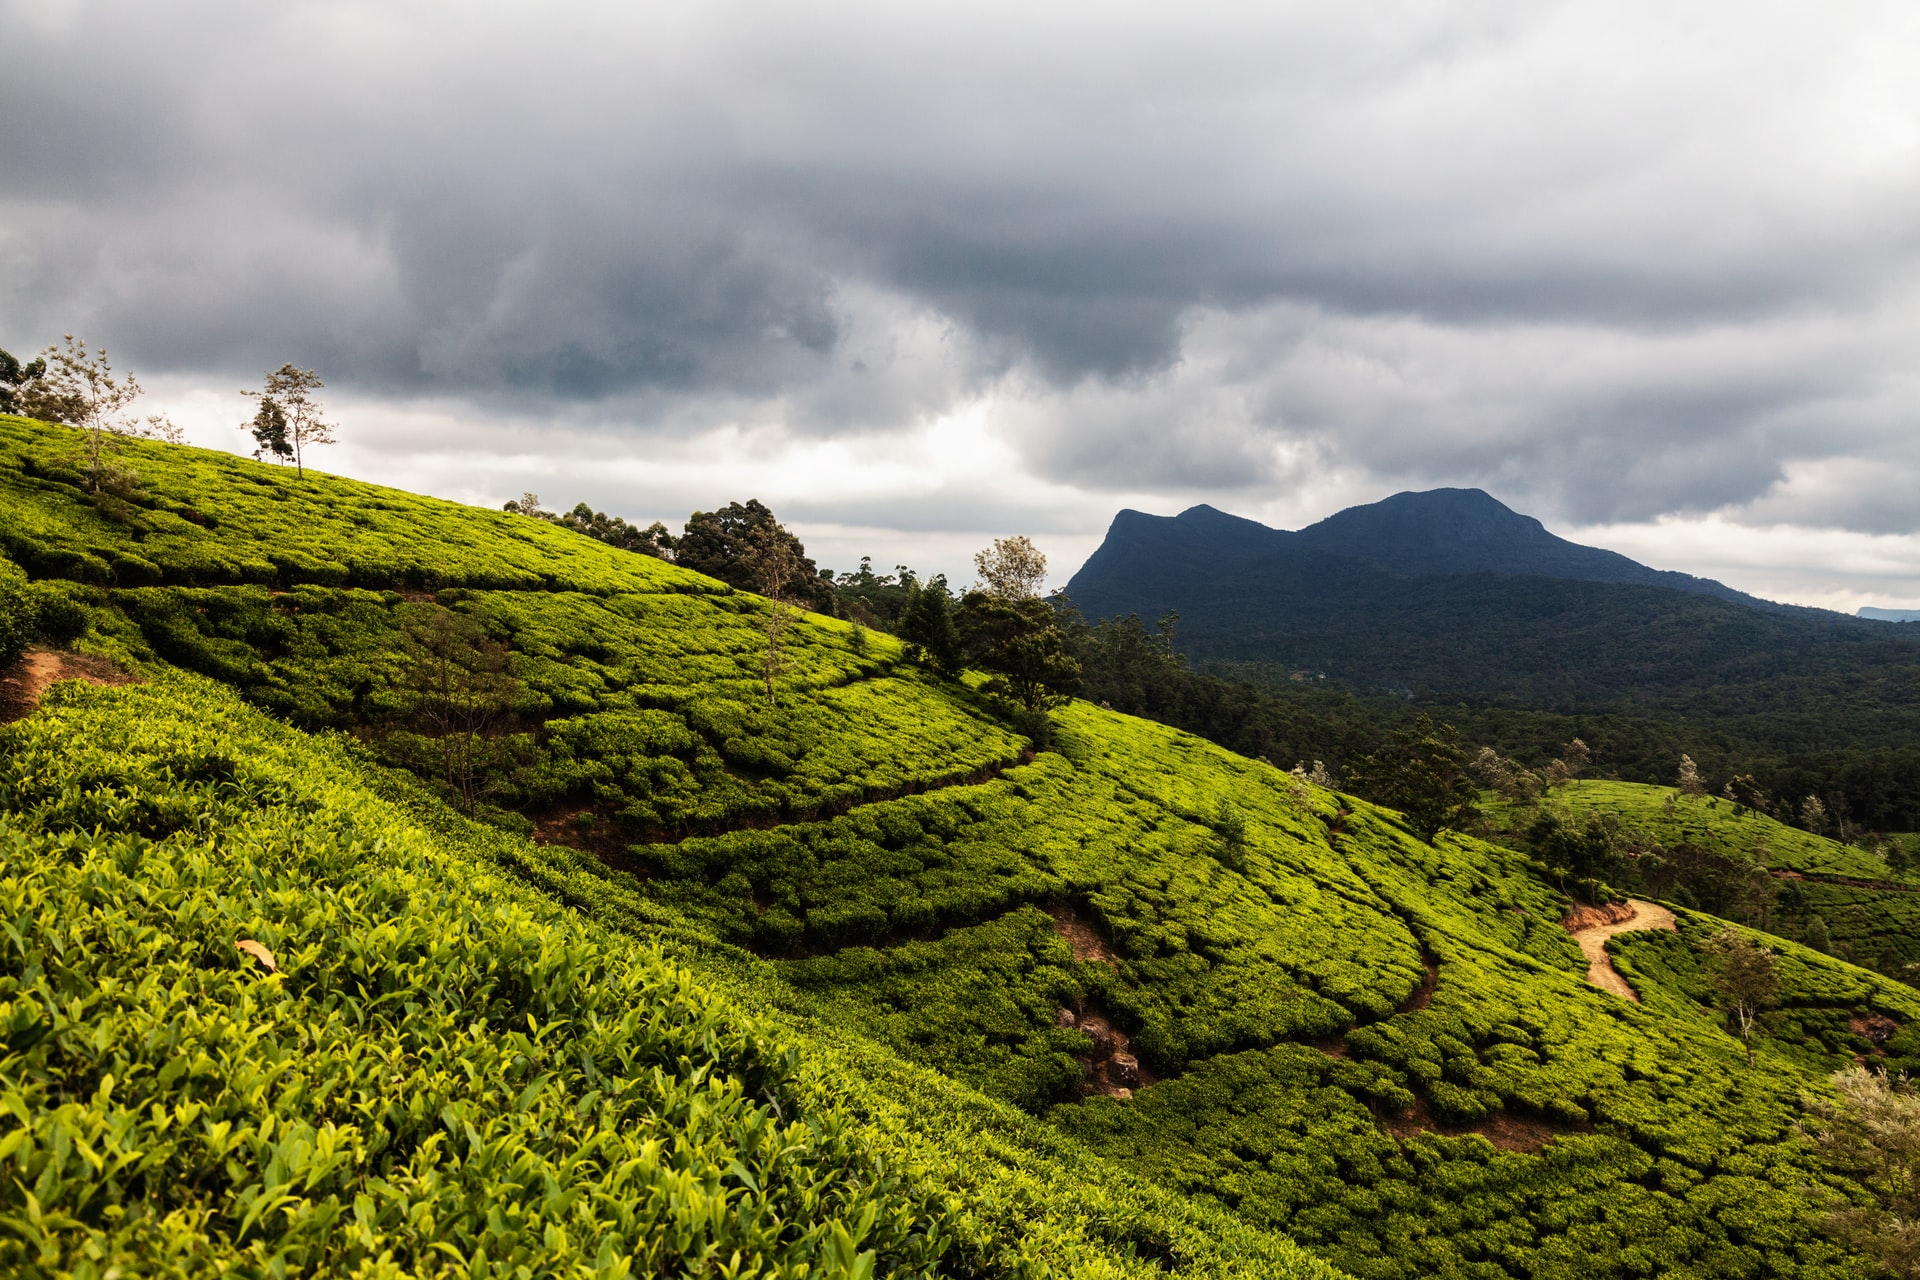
[1060, 494, 1920, 836]
[1485, 778, 1920, 982]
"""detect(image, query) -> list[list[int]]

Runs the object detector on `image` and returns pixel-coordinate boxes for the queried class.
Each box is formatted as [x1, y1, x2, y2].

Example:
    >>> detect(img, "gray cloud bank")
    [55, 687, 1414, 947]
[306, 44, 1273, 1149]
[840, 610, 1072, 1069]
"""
[4, 0, 1920, 599]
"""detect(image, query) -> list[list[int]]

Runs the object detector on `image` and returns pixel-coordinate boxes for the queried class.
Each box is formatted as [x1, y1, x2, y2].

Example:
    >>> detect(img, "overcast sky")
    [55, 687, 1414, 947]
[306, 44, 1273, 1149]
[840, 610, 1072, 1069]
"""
[5, 1, 1919, 609]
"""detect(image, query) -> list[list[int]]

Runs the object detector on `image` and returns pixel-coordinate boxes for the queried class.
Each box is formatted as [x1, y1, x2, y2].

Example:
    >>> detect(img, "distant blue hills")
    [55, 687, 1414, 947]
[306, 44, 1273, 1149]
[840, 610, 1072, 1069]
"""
[1860, 606, 1920, 623]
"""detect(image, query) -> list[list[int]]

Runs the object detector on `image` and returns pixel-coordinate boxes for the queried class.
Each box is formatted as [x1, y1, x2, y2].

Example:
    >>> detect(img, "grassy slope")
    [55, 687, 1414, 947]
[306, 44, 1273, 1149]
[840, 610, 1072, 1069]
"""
[1526, 779, 1920, 971]
[0, 673, 1335, 1280]
[1545, 780, 1919, 885]
[3, 418, 1918, 1279]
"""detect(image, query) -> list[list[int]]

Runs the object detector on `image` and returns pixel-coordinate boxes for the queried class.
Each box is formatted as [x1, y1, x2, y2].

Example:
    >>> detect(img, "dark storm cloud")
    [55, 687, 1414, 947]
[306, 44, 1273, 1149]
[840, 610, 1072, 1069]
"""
[3, 0, 1918, 542]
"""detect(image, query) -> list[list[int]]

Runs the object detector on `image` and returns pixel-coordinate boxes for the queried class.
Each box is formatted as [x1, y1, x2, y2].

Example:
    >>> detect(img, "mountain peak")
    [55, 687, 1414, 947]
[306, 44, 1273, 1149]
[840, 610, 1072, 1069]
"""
[1067, 487, 1766, 626]
[1298, 487, 1568, 572]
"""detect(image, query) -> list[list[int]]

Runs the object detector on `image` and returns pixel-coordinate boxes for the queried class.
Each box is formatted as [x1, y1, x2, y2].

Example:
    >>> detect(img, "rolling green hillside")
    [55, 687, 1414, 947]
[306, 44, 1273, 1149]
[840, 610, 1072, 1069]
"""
[1498, 779, 1920, 976]
[4, 416, 1919, 1279]
[0, 671, 1330, 1278]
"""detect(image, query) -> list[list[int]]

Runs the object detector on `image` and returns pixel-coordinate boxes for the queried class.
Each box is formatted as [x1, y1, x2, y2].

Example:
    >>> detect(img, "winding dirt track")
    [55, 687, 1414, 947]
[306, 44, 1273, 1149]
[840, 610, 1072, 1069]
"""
[1568, 899, 1677, 1001]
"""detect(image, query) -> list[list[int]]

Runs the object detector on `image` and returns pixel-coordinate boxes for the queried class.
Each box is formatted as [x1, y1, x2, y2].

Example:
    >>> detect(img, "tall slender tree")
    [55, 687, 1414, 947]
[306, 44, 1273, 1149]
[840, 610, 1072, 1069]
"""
[400, 606, 523, 813]
[16, 335, 179, 501]
[243, 364, 335, 477]
[742, 524, 804, 706]
[1703, 928, 1778, 1067]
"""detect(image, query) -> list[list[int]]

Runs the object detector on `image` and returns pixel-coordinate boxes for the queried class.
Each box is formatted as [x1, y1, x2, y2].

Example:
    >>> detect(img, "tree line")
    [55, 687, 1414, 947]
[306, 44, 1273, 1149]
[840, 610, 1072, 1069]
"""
[501, 494, 1082, 734]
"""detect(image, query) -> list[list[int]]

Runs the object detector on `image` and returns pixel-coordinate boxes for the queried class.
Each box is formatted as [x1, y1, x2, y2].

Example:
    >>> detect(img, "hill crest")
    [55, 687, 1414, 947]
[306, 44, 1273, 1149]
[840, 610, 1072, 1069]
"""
[1083, 488, 1760, 604]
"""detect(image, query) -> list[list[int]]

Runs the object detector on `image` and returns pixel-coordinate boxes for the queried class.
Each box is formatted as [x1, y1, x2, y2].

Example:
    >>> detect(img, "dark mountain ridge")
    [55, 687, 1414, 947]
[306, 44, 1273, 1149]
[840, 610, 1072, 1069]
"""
[1080, 488, 1773, 609]
[1065, 489, 1917, 711]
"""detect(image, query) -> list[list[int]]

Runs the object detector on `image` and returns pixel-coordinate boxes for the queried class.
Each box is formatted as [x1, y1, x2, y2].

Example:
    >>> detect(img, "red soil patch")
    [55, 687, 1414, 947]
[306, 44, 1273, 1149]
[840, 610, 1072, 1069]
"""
[1312, 1034, 1350, 1059]
[1561, 900, 1635, 931]
[1401, 954, 1439, 1013]
[528, 803, 649, 876]
[0, 650, 140, 723]
[1852, 1012, 1899, 1050]
[1051, 904, 1119, 968]
[1375, 1096, 1584, 1153]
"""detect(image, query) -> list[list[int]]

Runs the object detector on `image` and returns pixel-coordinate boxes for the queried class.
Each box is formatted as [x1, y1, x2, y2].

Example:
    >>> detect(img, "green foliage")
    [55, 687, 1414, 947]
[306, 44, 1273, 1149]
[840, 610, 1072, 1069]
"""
[957, 592, 1082, 714]
[94, 579, 1024, 831]
[898, 575, 964, 676]
[832, 559, 919, 631]
[0, 674, 1338, 1280]
[0, 348, 46, 416]
[0, 677, 936, 1277]
[1344, 715, 1480, 840]
[0, 551, 32, 667]
[244, 394, 291, 463]
[556, 502, 675, 557]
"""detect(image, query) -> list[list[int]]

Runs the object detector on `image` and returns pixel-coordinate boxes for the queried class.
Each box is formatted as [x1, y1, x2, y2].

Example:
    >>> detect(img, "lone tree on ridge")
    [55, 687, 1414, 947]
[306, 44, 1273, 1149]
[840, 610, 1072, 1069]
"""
[742, 523, 804, 706]
[1703, 927, 1778, 1068]
[973, 534, 1048, 600]
[242, 364, 335, 478]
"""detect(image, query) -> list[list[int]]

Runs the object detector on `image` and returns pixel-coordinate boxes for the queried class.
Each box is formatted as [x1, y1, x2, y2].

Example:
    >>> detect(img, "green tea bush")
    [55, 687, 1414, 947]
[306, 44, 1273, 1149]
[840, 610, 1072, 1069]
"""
[0, 550, 31, 665]
[0, 418, 712, 595]
[0, 677, 952, 1277]
[0, 673, 1341, 1280]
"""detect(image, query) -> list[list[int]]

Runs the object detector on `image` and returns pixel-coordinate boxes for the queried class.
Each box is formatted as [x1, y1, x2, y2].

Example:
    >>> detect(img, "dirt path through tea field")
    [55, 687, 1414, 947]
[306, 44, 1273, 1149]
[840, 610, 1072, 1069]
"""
[1568, 899, 1677, 1001]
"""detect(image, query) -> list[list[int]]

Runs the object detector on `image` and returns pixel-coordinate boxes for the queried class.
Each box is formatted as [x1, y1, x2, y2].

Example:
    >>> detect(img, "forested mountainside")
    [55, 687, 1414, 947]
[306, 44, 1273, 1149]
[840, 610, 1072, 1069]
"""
[3, 415, 1917, 1279]
[1062, 493, 1920, 713]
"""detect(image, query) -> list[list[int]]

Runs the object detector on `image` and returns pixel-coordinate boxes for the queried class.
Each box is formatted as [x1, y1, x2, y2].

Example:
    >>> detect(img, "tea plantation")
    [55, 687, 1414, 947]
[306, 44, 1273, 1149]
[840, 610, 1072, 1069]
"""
[4, 416, 1918, 1279]
[1504, 779, 1920, 974]
[0, 672, 1336, 1279]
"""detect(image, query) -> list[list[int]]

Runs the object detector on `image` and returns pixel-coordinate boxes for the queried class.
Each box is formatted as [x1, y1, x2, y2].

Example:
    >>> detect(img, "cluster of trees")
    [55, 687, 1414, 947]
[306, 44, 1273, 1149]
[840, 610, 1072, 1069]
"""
[501, 493, 1082, 729]
[863, 535, 1080, 740]
[503, 493, 678, 559]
